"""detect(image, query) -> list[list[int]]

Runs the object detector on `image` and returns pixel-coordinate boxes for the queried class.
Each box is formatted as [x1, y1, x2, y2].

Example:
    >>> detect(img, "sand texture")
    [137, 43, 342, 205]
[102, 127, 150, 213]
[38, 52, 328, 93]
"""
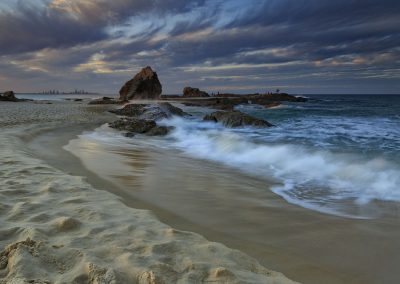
[0, 102, 297, 283]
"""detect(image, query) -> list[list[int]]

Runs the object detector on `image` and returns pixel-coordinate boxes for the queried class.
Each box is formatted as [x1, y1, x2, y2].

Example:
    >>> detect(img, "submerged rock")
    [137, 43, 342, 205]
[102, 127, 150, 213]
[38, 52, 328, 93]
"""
[88, 97, 119, 105]
[183, 87, 209, 98]
[204, 110, 273, 128]
[119, 66, 162, 101]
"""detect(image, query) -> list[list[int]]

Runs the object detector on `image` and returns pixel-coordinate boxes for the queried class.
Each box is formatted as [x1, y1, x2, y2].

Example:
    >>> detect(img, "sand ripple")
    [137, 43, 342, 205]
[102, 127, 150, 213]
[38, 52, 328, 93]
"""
[0, 119, 297, 283]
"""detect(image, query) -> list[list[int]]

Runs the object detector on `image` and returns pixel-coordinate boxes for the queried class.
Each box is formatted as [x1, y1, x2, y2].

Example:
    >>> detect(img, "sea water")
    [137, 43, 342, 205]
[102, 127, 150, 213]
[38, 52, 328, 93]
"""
[78, 94, 400, 218]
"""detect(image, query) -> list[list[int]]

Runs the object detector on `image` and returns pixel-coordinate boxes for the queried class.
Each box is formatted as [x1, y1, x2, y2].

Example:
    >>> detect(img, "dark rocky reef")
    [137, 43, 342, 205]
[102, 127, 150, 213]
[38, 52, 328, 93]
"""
[119, 66, 162, 101]
[178, 93, 306, 110]
[183, 87, 209, 98]
[109, 102, 188, 137]
[110, 102, 189, 120]
[0, 91, 29, 102]
[109, 118, 172, 137]
[182, 97, 247, 111]
[204, 110, 273, 128]
[88, 97, 120, 105]
[245, 93, 307, 103]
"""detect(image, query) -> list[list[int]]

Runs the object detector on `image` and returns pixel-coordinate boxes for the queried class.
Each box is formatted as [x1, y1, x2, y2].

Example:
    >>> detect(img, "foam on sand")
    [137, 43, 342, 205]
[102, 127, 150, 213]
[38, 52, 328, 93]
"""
[0, 128, 297, 283]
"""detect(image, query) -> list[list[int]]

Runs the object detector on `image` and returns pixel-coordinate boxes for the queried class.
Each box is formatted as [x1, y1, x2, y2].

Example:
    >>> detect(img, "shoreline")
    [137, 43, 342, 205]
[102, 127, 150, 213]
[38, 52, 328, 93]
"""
[2, 100, 400, 284]
[14, 102, 387, 284]
[0, 101, 298, 283]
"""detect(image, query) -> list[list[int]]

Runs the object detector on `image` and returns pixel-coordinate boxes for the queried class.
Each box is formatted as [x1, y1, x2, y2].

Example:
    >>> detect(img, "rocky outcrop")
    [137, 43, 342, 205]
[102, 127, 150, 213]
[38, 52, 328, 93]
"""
[204, 110, 273, 128]
[110, 102, 189, 120]
[119, 66, 162, 101]
[158, 102, 188, 117]
[88, 97, 119, 105]
[182, 97, 248, 111]
[109, 118, 156, 133]
[108, 102, 187, 137]
[0, 91, 20, 102]
[249, 93, 307, 102]
[183, 87, 209, 98]
[214, 92, 307, 102]
[109, 118, 172, 137]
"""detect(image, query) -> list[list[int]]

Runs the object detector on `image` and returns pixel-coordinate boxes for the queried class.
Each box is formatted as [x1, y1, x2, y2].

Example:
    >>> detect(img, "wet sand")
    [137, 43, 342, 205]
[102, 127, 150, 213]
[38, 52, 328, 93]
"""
[0, 101, 296, 283]
[23, 104, 400, 284]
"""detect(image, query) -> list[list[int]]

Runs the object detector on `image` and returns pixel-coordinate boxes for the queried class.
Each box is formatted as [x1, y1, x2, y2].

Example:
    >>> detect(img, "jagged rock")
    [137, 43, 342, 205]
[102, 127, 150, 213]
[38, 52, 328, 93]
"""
[2, 91, 17, 101]
[109, 104, 147, 116]
[110, 103, 189, 120]
[88, 97, 119, 105]
[204, 110, 273, 128]
[119, 66, 162, 101]
[183, 87, 209, 98]
[158, 102, 188, 117]
[109, 118, 156, 133]
[0, 91, 25, 102]
[145, 126, 173, 136]
[109, 118, 172, 137]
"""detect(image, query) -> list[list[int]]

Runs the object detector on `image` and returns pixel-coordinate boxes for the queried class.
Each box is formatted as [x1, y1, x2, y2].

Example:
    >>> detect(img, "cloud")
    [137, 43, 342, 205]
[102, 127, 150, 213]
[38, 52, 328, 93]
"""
[0, 0, 399, 94]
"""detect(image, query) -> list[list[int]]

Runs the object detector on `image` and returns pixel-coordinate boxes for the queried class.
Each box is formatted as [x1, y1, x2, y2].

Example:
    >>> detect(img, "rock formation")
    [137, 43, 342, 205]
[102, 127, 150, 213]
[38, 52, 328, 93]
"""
[0, 91, 18, 102]
[108, 102, 188, 137]
[109, 118, 172, 137]
[119, 66, 162, 101]
[109, 102, 189, 120]
[183, 87, 209, 98]
[88, 97, 119, 105]
[204, 110, 273, 128]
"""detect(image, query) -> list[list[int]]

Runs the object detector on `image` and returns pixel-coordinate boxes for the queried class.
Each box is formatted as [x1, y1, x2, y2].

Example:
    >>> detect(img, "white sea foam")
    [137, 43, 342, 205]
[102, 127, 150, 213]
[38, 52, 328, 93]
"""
[155, 117, 400, 216]
[80, 114, 400, 218]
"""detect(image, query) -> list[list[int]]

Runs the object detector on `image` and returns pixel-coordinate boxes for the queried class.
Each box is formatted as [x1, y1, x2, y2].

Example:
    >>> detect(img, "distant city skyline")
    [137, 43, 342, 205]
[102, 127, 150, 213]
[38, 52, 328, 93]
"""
[40, 89, 93, 95]
[0, 0, 399, 94]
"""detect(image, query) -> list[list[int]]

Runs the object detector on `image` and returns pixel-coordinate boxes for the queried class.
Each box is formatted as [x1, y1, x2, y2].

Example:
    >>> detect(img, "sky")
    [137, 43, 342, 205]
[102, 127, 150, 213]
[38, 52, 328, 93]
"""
[0, 0, 399, 95]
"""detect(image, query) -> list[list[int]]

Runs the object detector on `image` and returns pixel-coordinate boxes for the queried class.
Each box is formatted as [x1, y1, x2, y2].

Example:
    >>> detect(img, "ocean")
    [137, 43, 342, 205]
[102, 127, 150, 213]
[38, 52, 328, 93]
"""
[73, 94, 400, 219]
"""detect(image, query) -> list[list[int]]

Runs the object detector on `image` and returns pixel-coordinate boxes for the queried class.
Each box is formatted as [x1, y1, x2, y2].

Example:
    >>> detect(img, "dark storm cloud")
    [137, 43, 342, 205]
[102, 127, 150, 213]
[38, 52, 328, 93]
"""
[0, 0, 399, 94]
[0, 0, 206, 54]
[159, 0, 400, 67]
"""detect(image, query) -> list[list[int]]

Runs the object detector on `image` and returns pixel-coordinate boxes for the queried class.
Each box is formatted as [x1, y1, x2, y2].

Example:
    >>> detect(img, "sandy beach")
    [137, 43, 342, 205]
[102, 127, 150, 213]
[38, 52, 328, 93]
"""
[1, 99, 399, 284]
[0, 100, 298, 283]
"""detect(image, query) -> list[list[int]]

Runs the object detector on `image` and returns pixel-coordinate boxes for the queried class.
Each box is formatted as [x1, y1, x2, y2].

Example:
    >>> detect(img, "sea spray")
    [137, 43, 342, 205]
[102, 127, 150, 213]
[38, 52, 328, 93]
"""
[157, 116, 400, 216]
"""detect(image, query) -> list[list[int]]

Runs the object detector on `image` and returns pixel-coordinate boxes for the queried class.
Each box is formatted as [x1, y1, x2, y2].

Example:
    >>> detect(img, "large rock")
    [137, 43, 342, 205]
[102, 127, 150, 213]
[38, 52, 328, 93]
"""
[0, 91, 18, 102]
[109, 118, 172, 137]
[158, 102, 188, 117]
[204, 111, 273, 128]
[183, 87, 209, 98]
[110, 102, 189, 120]
[109, 118, 156, 133]
[88, 97, 119, 105]
[119, 66, 162, 101]
[109, 104, 148, 116]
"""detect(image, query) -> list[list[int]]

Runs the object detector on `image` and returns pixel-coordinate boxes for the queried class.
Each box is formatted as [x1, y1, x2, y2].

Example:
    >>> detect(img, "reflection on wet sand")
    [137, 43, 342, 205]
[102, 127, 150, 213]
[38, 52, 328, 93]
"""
[63, 131, 400, 284]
